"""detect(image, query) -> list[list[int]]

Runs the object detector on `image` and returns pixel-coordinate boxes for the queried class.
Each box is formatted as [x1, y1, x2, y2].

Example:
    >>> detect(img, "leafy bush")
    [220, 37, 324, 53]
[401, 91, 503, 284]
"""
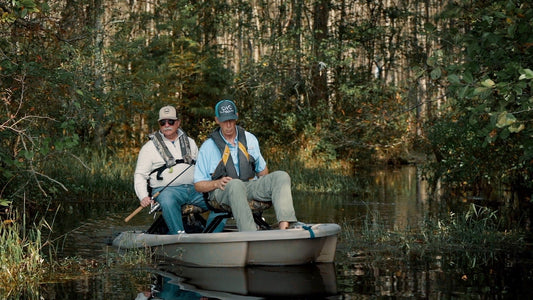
[423, 1, 533, 196]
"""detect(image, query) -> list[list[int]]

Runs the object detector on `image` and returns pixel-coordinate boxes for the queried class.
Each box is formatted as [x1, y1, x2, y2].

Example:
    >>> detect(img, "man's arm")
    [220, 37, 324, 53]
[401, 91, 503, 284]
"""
[257, 166, 269, 177]
[245, 131, 268, 177]
[195, 176, 233, 193]
[134, 144, 154, 201]
[134, 144, 157, 207]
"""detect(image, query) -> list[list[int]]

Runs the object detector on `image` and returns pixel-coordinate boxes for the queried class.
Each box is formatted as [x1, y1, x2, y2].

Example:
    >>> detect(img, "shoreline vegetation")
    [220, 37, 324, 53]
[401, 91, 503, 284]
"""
[1, 150, 528, 298]
[343, 203, 527, 261]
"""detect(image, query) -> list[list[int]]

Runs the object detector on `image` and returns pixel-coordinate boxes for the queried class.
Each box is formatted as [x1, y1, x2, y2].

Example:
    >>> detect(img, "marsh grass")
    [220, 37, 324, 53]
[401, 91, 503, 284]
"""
[44, 147, 361, 202]
[342, 203, 526, 264]
[42, 149, 136, 202]
[0, 213, 46, 298]
[0, 219, 155, 299]
[105, 246, 155, 266]
[47, 247, 154, 282]
[270, 155, 366, 194]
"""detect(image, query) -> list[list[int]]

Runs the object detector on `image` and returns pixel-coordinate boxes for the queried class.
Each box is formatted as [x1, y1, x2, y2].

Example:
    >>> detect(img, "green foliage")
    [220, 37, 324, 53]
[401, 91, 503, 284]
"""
[1, 0, 236, 208]
[232, 16, 413, 164]
[3, 0, 422, 177]
[104, 7, 232, 145]
[424, 0, 533, 194]
[331, 80, 409, 164]
[0, 0, 40, 22]
[1, 1, 81, 206]
[6, 0, 531, 210]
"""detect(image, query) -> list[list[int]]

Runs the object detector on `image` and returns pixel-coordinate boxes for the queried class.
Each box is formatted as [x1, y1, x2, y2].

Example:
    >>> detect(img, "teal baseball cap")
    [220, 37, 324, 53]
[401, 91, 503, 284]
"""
[215, 100, 238, 122]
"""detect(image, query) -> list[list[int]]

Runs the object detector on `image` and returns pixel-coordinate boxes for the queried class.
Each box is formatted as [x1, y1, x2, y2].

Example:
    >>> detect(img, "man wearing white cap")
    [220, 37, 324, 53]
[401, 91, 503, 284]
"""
[133, 105, 206, 234]
[194, 100, 297, 231]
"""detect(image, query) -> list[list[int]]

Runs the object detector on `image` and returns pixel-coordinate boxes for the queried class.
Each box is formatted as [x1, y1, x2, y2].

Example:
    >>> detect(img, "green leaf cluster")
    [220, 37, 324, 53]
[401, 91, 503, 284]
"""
[424, 0, 533, 194]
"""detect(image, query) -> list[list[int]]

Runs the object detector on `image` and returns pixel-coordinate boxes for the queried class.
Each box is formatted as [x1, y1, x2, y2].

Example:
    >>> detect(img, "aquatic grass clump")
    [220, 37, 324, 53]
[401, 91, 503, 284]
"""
[46, 247, 154, 282]
[0, 215, 46, 297]
[104, 246, 155, 266]
[342, 203, 526, 259]
[421, 204, 524, 251]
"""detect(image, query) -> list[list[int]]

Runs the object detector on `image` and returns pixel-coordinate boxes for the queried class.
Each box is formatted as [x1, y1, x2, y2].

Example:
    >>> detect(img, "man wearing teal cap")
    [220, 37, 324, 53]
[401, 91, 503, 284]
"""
[194, 100, 297, 231]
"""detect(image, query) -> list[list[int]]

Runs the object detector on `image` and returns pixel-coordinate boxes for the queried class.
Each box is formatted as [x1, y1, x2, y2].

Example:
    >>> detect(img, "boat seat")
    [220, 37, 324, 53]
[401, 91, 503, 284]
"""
[203, 199, 272, 233]
[181, 204, 208, 232]
[145, 182, 272, 233]
[147, 203, 207, 234]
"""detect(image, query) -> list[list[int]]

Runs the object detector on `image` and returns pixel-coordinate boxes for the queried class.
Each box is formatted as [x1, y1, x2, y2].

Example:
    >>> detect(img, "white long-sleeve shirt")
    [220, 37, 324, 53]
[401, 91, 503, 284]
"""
[133, 130, 198, 201]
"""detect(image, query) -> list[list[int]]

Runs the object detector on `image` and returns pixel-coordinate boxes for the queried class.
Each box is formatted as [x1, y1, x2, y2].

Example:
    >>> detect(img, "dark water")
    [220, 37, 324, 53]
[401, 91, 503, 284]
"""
[36, 166, 533, 299]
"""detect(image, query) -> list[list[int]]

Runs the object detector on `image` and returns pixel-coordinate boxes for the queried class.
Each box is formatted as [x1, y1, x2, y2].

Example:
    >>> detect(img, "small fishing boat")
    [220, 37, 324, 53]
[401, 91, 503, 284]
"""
[112, 222, 341, 267]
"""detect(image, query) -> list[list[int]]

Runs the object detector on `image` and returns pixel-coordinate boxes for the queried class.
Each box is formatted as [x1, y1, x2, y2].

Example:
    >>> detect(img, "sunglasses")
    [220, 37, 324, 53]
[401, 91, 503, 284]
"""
[159, 119, 177, 126]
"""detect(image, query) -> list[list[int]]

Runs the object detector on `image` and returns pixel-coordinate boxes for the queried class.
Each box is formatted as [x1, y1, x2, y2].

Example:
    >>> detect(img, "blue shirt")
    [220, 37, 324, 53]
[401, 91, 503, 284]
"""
[193, 128, 267, 183]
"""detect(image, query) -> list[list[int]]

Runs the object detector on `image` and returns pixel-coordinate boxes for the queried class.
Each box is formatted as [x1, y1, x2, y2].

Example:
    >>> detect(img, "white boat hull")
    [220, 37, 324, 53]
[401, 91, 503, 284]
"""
[113, 223, 340, 267]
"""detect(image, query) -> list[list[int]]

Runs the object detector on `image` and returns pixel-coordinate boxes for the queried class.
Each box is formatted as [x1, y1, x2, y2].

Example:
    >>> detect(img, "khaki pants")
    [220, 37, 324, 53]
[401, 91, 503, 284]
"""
[210, 171, 298, 231]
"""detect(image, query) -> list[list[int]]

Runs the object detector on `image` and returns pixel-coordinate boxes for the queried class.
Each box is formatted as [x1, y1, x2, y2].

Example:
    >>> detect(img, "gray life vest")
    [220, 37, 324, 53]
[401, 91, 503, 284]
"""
[149, 129, 194, 180]
[210, 126, 256, 181]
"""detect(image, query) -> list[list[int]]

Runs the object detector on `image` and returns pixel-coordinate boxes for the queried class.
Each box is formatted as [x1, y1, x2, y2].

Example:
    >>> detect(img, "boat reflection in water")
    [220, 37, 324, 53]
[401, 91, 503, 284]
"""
[149, 263, 338, 299]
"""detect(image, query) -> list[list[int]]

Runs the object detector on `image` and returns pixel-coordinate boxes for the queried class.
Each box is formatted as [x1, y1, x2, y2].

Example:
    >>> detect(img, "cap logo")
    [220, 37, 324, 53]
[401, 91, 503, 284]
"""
[220, 104, 234, 114]
[215, 100, 237, 121]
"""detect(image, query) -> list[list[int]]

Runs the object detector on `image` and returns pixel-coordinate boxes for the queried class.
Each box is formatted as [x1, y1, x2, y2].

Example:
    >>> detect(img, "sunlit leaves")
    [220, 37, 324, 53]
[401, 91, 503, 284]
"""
[509, 123, 525, 133]
[480, 79, 495, 88]
[0, 0, 40, 22]
[495, 111, 516, 128]
[519, 68, 533, 80]
[0, 198, 12, 206]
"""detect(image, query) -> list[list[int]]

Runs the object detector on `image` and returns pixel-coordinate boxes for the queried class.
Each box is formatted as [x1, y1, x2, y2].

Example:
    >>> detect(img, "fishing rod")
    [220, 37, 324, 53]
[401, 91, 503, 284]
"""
[124, 164, 193, 222]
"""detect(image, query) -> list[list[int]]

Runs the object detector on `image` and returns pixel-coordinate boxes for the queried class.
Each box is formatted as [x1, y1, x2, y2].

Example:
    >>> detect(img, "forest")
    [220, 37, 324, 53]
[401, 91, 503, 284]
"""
[1, 0, 532, 209]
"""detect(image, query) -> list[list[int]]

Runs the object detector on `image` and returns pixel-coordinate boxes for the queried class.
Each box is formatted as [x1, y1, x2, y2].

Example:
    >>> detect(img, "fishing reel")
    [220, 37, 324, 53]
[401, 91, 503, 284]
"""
[149, 202, 161, 215]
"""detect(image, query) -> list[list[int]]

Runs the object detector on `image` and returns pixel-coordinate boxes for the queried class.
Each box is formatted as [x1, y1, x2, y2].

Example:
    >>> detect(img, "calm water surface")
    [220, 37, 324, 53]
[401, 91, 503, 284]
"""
[38, 166, 533, 299]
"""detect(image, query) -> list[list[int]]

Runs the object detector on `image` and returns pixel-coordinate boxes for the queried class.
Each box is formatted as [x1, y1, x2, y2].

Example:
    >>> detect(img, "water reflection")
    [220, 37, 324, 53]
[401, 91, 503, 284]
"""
[148, 263, 337, 299]
[40, 268, 152, 300]
[284, 166, 430, 231]
[336, 247, 533, 298]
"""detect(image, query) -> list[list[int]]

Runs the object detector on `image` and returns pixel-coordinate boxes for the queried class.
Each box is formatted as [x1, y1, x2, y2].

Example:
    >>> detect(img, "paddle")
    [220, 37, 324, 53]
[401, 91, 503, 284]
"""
[124, 164, 193, 222]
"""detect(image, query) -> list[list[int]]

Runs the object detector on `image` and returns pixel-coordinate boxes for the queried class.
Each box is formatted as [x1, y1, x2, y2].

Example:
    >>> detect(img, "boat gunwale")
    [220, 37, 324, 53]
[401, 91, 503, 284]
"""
[114, 223, 341, 246]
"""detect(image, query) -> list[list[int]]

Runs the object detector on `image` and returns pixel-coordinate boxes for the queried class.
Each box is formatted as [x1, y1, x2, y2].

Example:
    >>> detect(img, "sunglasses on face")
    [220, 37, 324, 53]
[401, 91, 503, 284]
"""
[159, 119, 177, 126]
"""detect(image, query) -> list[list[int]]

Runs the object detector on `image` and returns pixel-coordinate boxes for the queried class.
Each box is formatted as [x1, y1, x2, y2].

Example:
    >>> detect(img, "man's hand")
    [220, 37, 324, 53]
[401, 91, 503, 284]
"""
[216, 176, 233, 190]
[140, 196, 153, 207]
[195, 176, 233, 193]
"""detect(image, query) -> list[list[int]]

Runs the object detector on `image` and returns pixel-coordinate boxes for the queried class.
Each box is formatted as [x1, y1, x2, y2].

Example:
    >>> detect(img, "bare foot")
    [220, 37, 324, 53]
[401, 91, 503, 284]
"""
[279, 221, 289, 229]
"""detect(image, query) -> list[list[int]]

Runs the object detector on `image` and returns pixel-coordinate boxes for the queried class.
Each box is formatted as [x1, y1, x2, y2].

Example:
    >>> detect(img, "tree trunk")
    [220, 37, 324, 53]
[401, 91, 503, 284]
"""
[310, 0, 329, 110]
